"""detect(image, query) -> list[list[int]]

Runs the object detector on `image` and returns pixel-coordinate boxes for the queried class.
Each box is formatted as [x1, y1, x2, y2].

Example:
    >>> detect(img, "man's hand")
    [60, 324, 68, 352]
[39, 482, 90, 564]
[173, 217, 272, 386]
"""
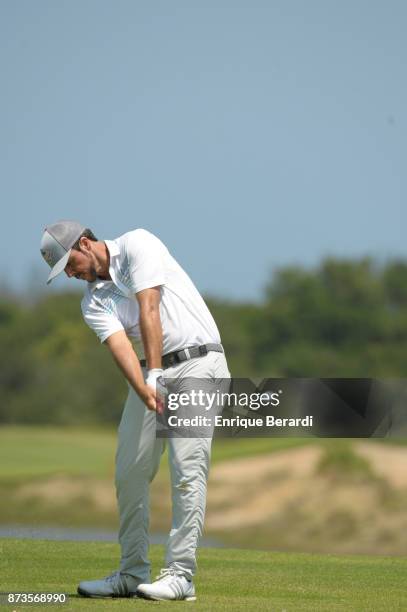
[139, 382, 165, 414]
[144, 368, 167, 414]
[146, 368, 164, 389]
[139, 384, 160, 412]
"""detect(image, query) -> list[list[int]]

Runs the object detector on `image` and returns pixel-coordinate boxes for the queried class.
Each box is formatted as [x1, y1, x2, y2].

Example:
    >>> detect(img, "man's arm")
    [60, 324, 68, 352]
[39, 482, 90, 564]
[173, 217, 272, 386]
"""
[105, 330, 160, 412]
[136, 286, 163, 369]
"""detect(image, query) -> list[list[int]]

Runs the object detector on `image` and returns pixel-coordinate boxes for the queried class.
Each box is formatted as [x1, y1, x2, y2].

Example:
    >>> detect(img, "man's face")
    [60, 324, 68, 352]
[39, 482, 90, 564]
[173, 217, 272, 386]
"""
[64, 247, 97, 282]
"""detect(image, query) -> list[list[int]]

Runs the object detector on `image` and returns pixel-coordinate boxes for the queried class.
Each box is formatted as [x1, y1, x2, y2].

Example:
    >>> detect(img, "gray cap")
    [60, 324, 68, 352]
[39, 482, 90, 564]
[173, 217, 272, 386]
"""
[40, 220, 86, 284]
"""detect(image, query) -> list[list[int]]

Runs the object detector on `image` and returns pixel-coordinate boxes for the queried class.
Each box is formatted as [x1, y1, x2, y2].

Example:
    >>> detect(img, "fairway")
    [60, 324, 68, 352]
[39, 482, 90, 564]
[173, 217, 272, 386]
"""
[1, 539, 406, 611]
[2, 427, 407, 555]
[0, 426, 312, 480]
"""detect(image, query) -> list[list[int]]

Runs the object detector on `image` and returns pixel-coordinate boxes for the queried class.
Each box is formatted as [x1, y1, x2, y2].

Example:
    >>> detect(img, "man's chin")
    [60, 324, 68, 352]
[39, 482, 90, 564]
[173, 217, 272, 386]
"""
[87, 271, 98, 282]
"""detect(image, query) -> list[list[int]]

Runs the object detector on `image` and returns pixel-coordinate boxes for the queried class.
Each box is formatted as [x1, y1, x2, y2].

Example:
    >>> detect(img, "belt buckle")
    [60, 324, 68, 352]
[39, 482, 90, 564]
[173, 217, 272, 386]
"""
[198, 345, 208, 356]
[167, 353, 177, 367]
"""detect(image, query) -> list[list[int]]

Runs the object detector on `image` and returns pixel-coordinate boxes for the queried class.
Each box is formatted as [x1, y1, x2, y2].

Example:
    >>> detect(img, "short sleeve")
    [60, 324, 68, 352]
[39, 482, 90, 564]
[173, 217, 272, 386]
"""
[125, 229, 167, 294]
[81, 298, 124, 343]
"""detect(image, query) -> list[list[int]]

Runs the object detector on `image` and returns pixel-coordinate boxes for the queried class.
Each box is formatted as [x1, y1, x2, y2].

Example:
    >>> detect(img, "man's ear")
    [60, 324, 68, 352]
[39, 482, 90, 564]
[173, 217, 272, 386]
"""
[78, 236, 91, 252]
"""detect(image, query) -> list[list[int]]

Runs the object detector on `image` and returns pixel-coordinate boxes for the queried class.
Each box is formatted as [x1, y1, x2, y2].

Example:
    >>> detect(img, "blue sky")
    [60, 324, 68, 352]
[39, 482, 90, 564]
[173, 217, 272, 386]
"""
[1, 0, 406, 300]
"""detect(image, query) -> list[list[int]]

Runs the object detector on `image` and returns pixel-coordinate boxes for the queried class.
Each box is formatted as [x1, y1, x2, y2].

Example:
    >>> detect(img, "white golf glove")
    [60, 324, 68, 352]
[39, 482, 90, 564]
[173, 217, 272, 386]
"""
[146, 368, 164, 389]
[146, 368, 168, 396]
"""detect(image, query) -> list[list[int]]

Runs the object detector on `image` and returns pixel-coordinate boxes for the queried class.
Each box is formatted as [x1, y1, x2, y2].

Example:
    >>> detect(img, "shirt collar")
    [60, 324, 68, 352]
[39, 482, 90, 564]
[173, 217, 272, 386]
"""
[104, 239, 120, 258]
[87, 239, 120, 292]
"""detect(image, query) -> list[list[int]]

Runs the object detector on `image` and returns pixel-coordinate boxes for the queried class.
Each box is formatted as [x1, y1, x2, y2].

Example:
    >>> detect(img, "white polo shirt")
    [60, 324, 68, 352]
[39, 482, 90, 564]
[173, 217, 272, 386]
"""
[81, 228, 221, 359]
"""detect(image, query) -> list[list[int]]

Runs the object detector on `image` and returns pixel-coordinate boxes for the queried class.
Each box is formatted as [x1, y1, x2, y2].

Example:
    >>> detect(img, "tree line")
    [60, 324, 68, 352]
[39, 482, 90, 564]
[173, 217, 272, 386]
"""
[1, 257, 406, 424]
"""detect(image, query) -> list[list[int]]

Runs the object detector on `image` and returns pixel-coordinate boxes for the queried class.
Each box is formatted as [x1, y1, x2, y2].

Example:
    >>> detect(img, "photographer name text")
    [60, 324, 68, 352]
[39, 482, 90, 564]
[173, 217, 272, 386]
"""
[167, 415, 313, 429]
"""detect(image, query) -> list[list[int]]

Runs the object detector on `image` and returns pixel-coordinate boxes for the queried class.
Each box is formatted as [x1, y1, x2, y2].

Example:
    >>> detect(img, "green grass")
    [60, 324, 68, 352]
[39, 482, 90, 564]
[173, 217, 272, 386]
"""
[1, 426, 405, 482]
[210, 435, 313, 463]
[316, 440, 376, 480]
[0, 539, 406, 611]
[0, 426, 314, 535]
[0, 426, 312, 481]
[2, 426, 407, 557]
[0, 426, 117, 481]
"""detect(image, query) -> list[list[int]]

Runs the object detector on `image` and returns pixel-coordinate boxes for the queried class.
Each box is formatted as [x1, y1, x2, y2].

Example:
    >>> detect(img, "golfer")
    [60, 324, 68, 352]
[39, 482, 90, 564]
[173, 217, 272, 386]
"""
[40, 220, 230, 601]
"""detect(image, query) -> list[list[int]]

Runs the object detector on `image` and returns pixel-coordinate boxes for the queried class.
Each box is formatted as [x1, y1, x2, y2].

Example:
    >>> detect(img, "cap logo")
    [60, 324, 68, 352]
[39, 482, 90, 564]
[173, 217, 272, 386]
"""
[41, 249, 54, 266]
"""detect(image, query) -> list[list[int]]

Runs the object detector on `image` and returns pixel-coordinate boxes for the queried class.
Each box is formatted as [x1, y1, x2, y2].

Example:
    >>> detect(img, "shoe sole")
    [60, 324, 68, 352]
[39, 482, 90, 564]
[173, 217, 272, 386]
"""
[77, 587, 139, 599]
[136, 590, 196, 602]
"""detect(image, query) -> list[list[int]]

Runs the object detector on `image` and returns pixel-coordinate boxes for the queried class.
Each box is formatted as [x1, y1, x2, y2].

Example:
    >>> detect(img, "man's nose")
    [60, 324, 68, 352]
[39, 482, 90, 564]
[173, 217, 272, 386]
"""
[65, 267, 74, 278]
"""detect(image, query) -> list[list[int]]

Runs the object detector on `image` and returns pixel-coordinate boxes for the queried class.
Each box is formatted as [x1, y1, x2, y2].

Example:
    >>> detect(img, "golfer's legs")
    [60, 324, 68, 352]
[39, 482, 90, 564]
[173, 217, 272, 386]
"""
[115, 387, 164, 582]
[165, 352, 230, 578]
[166, 435, 211, 578]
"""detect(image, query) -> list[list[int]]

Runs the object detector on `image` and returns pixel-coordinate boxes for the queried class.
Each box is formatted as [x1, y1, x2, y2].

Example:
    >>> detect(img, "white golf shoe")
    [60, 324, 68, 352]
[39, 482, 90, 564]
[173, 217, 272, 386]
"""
[77, 570, 141, 598]
[136, 568, 196, 601]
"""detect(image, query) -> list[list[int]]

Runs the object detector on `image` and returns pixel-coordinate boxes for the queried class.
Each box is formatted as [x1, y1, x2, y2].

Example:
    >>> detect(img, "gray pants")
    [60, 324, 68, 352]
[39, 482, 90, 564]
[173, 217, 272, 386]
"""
[115, 351, 230, 582]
